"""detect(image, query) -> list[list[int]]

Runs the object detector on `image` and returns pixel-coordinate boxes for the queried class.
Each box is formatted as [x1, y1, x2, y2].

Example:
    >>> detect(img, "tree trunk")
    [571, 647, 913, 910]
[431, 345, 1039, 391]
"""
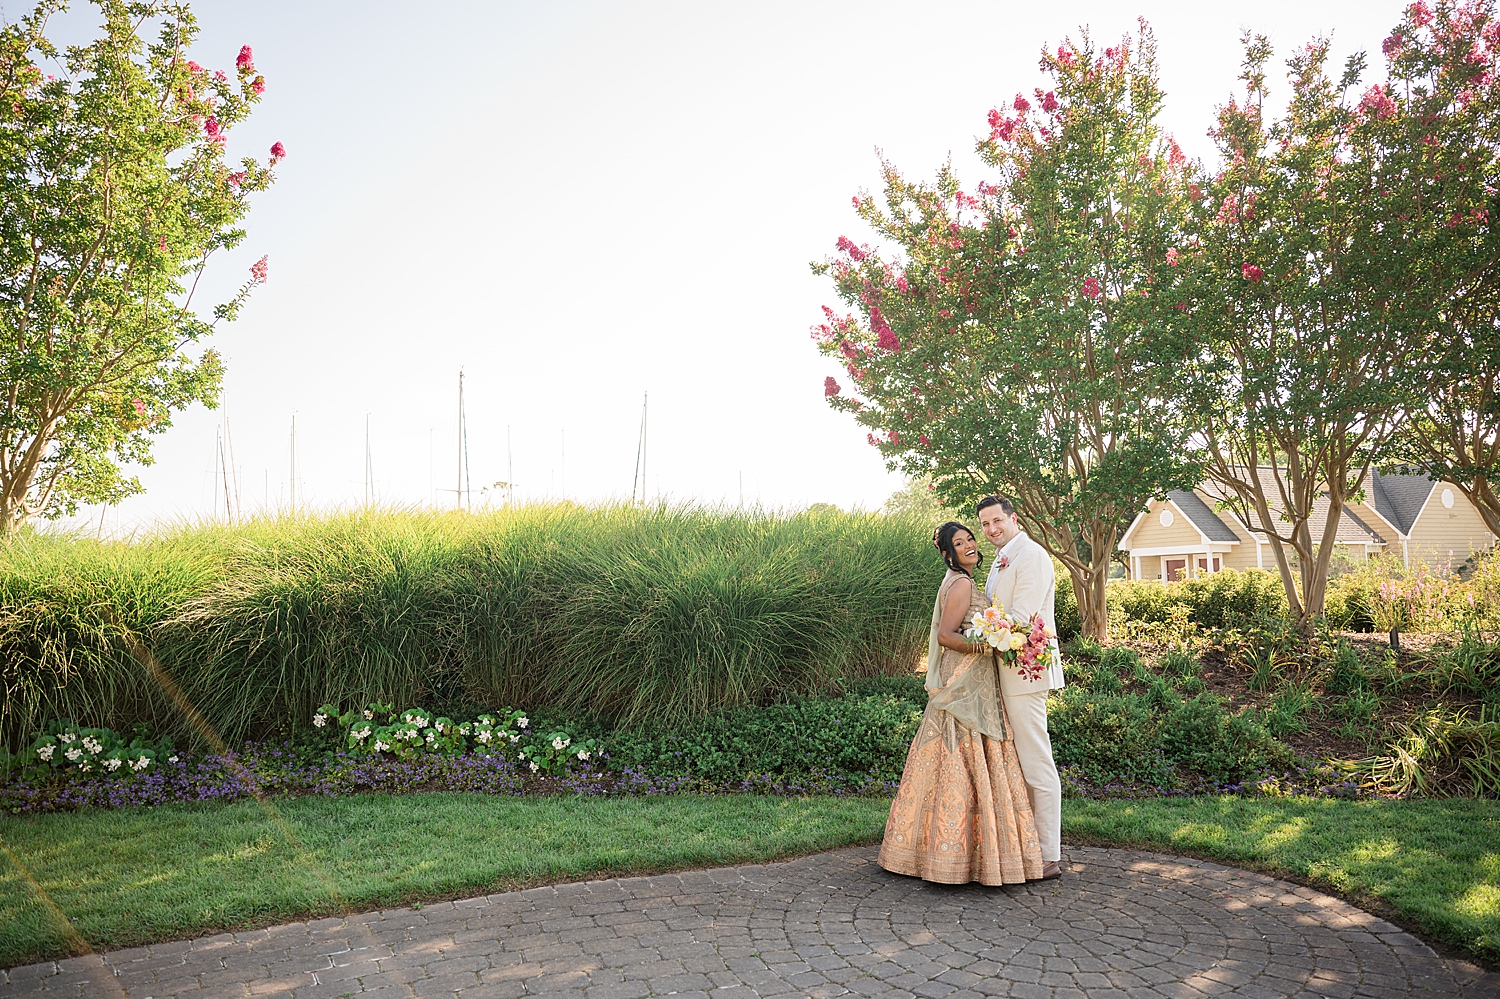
[1070, 563, 1109, 640]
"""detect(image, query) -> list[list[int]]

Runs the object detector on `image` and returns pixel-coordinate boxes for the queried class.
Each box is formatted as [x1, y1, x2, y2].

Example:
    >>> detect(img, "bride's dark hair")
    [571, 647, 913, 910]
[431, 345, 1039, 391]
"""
[933, 521, 982, 576]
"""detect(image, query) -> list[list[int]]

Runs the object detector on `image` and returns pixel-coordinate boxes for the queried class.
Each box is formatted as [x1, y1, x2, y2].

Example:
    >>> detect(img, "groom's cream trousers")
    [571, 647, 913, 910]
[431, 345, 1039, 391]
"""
[1001, 688, 1062, 863]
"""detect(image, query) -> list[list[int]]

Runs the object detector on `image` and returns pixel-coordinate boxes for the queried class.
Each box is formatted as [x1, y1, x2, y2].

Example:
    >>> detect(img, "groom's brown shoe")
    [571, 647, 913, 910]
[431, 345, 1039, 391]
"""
[1037, 861, 1063, 881]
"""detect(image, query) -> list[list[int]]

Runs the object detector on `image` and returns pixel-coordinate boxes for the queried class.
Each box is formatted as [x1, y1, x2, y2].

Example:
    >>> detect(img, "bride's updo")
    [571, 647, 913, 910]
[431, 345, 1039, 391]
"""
[933, 521, 982, 576]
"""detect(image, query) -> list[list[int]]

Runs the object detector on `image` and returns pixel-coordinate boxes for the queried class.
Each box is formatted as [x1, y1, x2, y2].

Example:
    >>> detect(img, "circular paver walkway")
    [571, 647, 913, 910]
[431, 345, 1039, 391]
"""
[2, 845, 1494, 999]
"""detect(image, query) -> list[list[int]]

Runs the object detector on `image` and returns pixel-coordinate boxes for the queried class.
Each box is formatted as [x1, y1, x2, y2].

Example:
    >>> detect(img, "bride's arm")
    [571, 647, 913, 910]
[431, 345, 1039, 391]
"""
[935, 576, 985, 655]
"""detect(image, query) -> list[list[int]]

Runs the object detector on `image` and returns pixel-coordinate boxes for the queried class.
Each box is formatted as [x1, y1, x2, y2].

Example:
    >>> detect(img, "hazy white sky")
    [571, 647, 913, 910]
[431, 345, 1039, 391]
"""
[19, 0, 1405, 532]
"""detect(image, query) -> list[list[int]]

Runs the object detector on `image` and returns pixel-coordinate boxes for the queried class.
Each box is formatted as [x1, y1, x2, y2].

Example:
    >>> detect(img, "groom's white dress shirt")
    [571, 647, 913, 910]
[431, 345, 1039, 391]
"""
[984, 529, 1064, 863]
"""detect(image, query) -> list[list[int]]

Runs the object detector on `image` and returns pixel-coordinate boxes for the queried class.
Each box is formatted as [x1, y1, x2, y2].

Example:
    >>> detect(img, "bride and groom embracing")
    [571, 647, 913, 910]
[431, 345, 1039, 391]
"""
[879, 495, 1066, 885]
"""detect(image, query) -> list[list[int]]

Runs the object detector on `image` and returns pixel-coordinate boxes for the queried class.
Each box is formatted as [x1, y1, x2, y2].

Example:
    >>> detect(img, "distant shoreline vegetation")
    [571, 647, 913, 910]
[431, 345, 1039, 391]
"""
[0, 504, 935, 753]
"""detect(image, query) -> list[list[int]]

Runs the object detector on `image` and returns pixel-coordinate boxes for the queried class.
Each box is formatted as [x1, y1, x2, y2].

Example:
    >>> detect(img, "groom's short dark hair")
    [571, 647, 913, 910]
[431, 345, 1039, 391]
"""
[976, 495, 1016, 517]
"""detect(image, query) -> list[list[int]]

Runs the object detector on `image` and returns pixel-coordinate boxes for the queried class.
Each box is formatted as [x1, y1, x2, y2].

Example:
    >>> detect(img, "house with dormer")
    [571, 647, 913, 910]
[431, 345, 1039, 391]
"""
[1119, 468, 1495, 581]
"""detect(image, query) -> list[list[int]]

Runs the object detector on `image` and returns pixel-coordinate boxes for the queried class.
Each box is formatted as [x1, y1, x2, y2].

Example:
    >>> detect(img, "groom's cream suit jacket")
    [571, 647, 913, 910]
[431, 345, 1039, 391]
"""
[985, 531, 1066, 697]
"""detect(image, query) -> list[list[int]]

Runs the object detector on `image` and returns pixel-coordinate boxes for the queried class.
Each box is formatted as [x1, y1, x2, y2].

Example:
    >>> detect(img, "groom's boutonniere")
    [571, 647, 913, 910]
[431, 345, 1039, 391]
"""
[997, 555, 1010, 570]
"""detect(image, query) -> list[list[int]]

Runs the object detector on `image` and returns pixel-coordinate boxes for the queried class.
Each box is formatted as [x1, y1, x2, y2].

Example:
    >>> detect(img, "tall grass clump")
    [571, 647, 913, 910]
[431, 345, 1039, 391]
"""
[0, 505, 936, 750]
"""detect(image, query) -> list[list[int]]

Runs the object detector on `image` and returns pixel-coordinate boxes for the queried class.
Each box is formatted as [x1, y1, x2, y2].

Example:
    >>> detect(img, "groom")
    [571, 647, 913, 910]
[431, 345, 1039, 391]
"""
[977, 495, 1064, 880]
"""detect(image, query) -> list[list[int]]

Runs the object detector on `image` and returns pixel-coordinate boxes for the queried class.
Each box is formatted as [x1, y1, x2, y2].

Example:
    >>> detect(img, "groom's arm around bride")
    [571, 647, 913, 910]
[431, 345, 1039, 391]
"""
[977, 495, 1065, 876]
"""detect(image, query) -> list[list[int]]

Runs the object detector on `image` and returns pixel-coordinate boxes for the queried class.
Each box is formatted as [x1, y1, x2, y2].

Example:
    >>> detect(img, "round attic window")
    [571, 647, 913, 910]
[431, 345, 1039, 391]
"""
[1442, 488, 1455, 509]
[1159, 508, 1175, 527]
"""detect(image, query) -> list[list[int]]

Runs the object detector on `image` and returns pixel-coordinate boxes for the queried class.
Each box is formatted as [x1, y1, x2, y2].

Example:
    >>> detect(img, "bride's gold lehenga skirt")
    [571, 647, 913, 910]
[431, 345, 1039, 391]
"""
[878, 650, 1044, 885]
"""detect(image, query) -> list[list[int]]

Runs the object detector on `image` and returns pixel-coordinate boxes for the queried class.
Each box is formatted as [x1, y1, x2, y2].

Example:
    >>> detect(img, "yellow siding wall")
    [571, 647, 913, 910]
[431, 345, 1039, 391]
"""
[1408, 486, 1496, 565]
[1129, 501, 1207, 549]
[1216, 509, 1262, 571]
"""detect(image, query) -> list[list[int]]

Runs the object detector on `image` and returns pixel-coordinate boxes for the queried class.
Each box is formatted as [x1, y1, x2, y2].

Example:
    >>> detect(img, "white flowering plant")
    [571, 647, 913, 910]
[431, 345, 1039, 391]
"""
[520, 728, 604, 776]
[314, 702, 537, 761]
[25, 720, 173, 776]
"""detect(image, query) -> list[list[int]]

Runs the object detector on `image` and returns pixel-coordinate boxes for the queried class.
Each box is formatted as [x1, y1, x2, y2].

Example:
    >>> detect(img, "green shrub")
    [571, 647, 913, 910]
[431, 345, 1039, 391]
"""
[605, 679, 926, 784]
[1160, 694, 1295, 782]
[0, 506, 938, 750]
[1108, 569, 1288, 629]
[1054, 566, 1082, 643]
[1048, 688, 1169, 783]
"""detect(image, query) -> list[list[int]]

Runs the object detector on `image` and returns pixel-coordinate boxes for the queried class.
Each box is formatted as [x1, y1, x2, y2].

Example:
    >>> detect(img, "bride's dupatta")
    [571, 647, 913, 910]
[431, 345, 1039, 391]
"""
[922, 573, 1007, 749]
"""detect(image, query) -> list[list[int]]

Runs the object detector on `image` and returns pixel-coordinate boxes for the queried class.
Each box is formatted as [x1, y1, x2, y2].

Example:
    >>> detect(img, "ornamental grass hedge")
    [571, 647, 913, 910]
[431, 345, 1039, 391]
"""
[0, 505, 935, 751]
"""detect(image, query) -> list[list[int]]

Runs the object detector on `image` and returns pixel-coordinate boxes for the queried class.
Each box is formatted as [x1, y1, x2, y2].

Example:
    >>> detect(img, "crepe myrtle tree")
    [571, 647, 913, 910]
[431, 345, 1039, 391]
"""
[1177, 5, 1496, 632]
[812, 22, 1201, 640]
[0, 0, 281, 535]
[1384, 0, 1500, 538]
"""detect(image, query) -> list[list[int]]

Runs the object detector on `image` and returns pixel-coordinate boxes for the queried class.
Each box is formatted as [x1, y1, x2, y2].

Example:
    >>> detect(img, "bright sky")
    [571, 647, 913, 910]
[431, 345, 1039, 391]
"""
[19, 0, 1405, 533]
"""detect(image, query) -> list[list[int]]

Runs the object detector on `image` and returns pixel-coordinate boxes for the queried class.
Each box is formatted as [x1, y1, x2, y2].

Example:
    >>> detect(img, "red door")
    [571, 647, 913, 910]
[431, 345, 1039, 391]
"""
[1165, 559, 1187, 581]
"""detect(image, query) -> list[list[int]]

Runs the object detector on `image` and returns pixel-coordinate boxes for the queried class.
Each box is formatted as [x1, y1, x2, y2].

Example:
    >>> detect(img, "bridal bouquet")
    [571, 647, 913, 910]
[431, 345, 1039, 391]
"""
[966, 600, 1057, 683]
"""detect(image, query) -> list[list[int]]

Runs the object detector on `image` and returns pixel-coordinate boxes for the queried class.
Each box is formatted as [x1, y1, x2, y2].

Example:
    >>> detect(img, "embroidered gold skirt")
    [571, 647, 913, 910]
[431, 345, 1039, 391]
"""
[878, 650, 1044, 885]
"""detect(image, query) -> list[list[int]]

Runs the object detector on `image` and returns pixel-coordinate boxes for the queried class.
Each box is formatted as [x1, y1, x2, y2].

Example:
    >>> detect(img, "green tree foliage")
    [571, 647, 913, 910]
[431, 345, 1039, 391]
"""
[1176, 3, 1500, 631]
[1384, 1, 1500, 538]
[0, 1, 279, 534]
[812, 23, 1199, 639]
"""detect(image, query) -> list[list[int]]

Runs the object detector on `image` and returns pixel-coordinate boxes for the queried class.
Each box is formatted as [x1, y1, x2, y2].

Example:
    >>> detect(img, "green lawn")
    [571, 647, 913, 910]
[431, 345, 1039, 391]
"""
[1063, 796, 1500, 964]
[2, 793, 1498, 970]
[0, 793, 891, 968]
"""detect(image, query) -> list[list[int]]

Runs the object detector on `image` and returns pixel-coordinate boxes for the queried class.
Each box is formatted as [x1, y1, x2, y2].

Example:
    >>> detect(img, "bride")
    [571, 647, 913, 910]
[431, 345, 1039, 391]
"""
[878, 521, 1044, 884]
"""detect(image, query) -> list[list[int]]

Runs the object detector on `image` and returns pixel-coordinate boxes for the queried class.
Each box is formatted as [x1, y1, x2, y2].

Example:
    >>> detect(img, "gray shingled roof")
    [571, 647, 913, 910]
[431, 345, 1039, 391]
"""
[1166, 490, 1241, 542]
[1371, 469, 1436, 536]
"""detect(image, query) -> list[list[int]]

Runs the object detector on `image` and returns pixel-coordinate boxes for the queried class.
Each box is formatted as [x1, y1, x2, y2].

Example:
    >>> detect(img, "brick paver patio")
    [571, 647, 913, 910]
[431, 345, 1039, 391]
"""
[2, 844, 1494, 998]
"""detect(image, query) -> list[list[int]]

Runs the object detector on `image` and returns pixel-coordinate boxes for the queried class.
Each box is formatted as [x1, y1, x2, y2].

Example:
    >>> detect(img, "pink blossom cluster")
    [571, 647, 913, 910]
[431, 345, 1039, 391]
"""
[249, 255, 269, 283]
[870, 306, 900, 352]
[1013, 93, 1031, 113]
[270, 141, 286, 161]
[1166, 247, 1180, 266]
[1041, 91, 1059, 113]
[132, 399, 146, 415]
[824, 376, 840, 397]
[1080, 276, 1102, 300]
[987, 109, 1019, 142]
[1360, 84, 1398, 120]
[237, 45, 255, 72]
[1241, 262, 1263, 282]
[835, 235, 867, 261]
[228, 171, 247, 189]
[1056, 45, 1077, 68]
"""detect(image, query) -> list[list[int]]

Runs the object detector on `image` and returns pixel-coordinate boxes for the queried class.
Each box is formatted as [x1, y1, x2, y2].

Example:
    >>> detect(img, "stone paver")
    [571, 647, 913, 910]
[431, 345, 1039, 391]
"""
[2, 845, 1495, 998]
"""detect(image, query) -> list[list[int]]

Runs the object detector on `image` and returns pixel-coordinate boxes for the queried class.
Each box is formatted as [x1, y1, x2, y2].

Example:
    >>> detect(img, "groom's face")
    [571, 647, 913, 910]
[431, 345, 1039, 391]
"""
[979, 505, 1019, 549]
